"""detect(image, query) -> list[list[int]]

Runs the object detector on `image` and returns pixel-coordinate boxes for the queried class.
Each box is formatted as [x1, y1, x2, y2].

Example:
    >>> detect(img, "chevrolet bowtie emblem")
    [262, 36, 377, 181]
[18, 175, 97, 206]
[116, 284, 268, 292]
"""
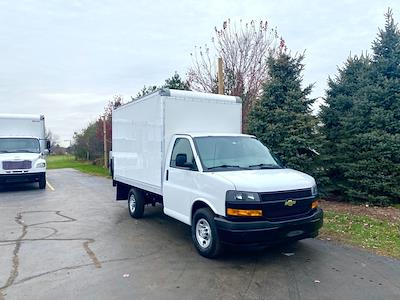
[284, 199, 297, 207]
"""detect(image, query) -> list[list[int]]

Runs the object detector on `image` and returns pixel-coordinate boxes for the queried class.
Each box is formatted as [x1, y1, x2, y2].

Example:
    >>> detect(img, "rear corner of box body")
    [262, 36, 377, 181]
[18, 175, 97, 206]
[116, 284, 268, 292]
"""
[112, 93, 164, 195]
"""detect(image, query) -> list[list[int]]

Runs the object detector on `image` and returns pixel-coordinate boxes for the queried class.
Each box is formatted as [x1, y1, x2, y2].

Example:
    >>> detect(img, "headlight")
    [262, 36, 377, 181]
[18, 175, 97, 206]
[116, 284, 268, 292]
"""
[311, 184, 318, 196]
[226, 190, 260, 202]
[36, 162, 46, 168]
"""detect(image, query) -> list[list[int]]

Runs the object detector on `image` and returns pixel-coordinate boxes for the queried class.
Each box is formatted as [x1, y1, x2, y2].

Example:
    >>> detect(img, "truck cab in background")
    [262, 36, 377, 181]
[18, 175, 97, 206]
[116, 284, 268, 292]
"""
[112, 89, 323, 258]
[0, 114, 50, 189]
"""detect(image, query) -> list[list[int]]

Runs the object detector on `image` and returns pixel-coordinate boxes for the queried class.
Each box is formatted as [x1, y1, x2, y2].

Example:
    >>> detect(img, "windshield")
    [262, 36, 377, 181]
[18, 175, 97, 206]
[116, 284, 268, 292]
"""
[0, 138, 40, 153]
[194, 136, 282, 171]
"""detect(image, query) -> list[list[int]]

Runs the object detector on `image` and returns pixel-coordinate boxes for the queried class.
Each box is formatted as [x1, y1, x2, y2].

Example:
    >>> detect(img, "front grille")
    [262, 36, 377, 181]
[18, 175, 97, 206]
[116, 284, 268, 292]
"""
[260, 188, 312, 202]
[2, 160, 32, 170]
[259, 188, 314, 220]
[261, 199, 313, 220]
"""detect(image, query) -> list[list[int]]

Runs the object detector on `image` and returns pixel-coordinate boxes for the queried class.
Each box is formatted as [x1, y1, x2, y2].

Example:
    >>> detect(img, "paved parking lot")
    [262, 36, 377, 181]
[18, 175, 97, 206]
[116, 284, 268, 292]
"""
[0, 169, 400, 300]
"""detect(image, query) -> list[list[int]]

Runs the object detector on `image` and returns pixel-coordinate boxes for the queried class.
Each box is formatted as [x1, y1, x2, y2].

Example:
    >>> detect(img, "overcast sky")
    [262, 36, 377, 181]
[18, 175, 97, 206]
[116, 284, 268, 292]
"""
[0, 0, 399, 146]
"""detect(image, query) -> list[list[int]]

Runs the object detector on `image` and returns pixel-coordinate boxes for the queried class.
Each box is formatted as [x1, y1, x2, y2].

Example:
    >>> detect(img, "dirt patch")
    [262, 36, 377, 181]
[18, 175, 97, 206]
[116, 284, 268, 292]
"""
[320, 199, 400, 224]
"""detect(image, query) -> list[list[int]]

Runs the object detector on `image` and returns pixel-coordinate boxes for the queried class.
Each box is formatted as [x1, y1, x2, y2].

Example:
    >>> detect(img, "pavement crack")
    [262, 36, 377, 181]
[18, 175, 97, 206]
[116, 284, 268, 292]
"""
[12, 250, 162, 287]
[175, 261, 188, 282]
[240, 257, 258, 299]
[13, 263, 95, 286]
[0, 212, 28, 291]
[282, 255, 301, 300]
[0, 210, 101, 295]
[30, 226, 58, 239]
[83, 240, 102, 268]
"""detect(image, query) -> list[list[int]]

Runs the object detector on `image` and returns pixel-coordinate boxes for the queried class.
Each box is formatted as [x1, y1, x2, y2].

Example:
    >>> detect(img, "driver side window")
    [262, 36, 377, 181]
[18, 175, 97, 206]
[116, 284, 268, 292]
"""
[170, 138, 198, 171]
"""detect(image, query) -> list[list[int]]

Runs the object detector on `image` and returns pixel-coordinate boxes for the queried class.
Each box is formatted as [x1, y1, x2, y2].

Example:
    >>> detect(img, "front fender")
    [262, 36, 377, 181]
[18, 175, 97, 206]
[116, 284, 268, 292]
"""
[190, 198, 220, 225]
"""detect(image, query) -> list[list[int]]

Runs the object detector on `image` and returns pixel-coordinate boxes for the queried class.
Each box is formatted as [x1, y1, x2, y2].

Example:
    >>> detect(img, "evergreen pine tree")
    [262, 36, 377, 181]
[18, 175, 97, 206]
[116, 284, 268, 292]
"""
[319, 55, 372, 195]
[248, 52, 321, 176]
[321, 9, 400, 205]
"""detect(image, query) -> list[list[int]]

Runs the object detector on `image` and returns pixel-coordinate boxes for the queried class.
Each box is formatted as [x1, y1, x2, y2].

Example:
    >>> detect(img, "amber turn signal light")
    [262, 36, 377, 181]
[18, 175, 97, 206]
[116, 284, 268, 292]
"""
[227, 208, 263, 217]
[311, 200, 319, 209]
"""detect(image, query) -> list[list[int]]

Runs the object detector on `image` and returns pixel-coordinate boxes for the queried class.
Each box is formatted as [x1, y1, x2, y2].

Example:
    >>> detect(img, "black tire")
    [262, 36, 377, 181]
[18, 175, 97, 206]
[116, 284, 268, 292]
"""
[128, 188, 144, 218]
[191, 208, 222, 258]
[38, 173, 46, 189]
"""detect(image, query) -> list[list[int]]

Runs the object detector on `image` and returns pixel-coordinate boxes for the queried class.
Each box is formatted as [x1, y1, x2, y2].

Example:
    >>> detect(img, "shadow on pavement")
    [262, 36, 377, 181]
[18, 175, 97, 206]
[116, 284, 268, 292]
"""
[0, 182, 40, 193]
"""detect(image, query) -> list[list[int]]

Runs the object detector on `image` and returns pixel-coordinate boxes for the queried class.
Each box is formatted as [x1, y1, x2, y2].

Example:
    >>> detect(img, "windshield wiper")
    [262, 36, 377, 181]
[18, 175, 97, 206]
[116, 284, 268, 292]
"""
[15, 150, 37, 153]
[0, 150, 10, 153]
[248, 163, 282, 169]
[207, 164, 244, 170]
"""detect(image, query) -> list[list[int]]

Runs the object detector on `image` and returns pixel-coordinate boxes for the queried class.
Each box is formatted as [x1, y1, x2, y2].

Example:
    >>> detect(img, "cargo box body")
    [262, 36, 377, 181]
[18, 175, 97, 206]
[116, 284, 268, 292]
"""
[0, 114, 46, 151]
[112, 89, 242, 195]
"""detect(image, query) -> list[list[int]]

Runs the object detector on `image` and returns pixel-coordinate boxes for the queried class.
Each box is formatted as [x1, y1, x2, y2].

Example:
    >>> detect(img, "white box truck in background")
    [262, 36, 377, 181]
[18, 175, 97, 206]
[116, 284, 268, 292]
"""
[0, 114, 50, 189]
[112, 89, 323, 258]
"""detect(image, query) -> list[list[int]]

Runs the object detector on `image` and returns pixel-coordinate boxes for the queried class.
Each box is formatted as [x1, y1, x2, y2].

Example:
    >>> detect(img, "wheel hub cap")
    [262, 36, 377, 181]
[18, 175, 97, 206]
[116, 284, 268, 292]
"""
[129, 194, 136, 213]
[195, 218, 211, 249]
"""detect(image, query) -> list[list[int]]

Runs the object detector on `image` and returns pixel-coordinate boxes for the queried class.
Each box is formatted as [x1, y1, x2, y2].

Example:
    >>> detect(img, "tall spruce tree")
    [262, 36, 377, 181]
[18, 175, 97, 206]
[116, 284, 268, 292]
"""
[248, 52, 321, 176]
[320, 9, 400, 205]
[319, 55, 372, 195]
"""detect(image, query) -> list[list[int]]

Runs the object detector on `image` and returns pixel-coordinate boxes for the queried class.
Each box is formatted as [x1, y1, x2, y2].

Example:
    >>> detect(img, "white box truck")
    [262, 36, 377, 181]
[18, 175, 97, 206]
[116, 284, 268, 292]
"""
[112, 89, 323, 258]
[0, 114, 50, 189]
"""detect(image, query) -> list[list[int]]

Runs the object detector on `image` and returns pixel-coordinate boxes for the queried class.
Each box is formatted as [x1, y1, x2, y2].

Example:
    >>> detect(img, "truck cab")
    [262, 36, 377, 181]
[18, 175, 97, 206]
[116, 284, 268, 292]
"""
[160, 133, 322, 257]
[0, 114, 49, 189]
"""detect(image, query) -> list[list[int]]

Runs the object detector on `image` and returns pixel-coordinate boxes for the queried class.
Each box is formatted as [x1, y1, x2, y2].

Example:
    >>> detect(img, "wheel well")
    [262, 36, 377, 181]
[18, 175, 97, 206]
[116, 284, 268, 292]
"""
[191, 201, 211, 220]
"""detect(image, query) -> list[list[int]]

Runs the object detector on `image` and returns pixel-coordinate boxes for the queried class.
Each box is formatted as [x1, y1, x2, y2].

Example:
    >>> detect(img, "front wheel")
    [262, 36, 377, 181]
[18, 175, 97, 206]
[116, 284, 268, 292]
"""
[128, 188, 144, 218]
[191, 208, 222, 258]
[38, 173, 46, 189]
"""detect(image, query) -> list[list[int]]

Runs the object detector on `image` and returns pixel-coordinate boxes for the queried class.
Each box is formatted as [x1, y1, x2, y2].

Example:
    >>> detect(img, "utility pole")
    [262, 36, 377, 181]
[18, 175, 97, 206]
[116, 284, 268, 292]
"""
[103, 116, 108, 168]
[217, 57, 224, 95]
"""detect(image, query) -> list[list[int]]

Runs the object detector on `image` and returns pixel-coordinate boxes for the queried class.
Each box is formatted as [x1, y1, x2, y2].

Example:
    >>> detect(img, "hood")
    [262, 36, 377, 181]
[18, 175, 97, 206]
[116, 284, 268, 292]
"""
[0, 152, 42, 162]
[212, 168, 316, 192]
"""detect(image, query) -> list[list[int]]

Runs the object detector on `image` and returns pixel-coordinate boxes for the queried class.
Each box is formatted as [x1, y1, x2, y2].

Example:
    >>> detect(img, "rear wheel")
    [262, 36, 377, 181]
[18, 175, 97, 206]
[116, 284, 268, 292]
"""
[191, 208, 222, 258]
[128, 188, 144, 218]
[38, 173, 46, 189]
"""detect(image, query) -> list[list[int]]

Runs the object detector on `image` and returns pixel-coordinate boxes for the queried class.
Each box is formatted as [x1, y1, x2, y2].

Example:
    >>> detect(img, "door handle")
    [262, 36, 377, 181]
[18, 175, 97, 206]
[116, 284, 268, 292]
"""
[166, 170, 169, 181]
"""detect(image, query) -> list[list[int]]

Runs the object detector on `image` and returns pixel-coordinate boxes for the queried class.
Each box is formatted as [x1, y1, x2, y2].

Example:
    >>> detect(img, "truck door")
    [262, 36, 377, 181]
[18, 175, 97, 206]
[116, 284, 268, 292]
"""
[163, 137, 200, 225]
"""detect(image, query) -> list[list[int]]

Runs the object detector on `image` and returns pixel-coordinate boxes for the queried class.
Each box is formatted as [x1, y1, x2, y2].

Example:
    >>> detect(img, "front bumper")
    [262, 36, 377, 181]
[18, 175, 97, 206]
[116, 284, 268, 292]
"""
[215, 208, 323, 246]
[0, 172, 45, 184]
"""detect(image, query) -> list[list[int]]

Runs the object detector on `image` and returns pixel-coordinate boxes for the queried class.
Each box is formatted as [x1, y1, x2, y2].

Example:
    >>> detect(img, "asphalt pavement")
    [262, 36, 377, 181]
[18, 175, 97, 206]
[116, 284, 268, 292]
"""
[0, 169, 399, 300]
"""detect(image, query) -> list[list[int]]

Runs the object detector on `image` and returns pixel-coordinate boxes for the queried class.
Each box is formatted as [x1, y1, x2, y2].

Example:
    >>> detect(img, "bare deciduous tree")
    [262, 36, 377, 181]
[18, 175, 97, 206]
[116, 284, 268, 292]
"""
[188, 19, 285, 131]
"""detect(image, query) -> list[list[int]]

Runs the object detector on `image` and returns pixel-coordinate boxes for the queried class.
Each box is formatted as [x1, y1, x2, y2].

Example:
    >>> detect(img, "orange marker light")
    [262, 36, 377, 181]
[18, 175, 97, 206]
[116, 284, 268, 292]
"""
[311, 200, 319, 209]
[227, 208, 262, 217]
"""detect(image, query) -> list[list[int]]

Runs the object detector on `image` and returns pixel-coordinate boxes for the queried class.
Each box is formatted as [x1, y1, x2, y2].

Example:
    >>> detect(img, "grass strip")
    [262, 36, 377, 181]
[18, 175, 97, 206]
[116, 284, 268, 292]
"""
[320, 211, 400, 258]
[47, 155, 109, 177]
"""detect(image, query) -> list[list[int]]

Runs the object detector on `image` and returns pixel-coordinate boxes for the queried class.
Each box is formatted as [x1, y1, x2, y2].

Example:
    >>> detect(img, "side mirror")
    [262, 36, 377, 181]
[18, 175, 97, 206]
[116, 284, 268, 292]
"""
[43, 149, 50, 156]
[46, 140, 51, 150]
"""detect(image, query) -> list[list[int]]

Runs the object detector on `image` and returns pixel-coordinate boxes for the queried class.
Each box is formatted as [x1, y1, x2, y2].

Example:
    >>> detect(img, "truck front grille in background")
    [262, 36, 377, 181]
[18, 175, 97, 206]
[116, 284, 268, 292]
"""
[2, 160, 32, 170]
[259, 188, 313, 220]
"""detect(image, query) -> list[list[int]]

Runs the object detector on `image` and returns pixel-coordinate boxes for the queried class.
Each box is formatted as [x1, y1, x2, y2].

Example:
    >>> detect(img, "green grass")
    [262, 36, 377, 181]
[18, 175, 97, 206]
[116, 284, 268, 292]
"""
[47, 155, 110, 177]
[321, 211, 400, 258]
